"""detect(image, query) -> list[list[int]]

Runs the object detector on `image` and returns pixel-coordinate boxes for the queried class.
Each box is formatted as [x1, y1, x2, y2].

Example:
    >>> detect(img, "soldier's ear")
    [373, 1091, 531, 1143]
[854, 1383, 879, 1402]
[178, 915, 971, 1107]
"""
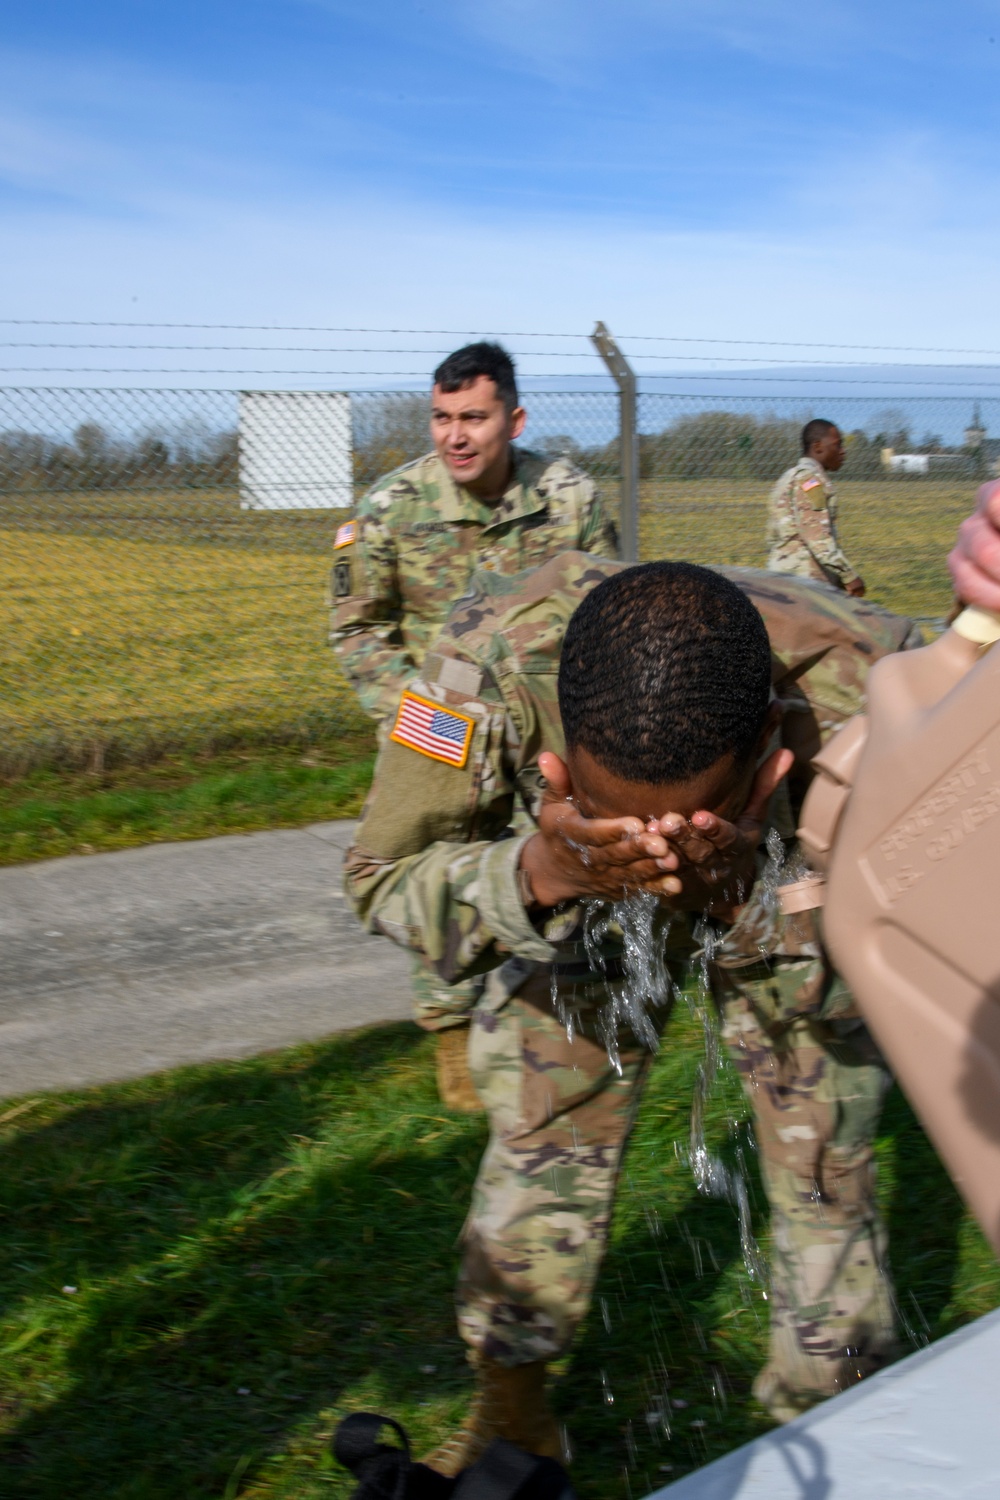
[753, 701, 784, 759]
[509, 405, 527, 441]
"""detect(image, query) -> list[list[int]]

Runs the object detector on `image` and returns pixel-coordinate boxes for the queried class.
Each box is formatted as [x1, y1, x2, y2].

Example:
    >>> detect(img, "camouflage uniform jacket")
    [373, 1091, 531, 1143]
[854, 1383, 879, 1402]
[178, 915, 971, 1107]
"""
[345, 554, 921, 1004]
[767, 456, 862, 591]
[329, 448, 617, 722]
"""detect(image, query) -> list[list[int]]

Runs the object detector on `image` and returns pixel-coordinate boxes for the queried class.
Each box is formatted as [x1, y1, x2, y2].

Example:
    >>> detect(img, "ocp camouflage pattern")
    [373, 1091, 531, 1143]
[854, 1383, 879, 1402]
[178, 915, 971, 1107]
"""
[329, 448, 617, 723]
[344, 552, 920, 1412]
[766, 455, 862, 591]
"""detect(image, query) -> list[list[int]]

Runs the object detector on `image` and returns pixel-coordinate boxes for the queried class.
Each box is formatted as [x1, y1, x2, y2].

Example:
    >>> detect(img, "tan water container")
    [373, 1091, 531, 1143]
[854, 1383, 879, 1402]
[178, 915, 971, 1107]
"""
[806, 608, 1000, 1255]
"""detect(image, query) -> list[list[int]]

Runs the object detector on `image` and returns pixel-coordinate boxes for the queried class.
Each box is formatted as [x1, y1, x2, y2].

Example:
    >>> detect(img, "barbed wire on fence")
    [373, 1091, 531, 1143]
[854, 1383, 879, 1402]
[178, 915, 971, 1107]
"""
[9, 319, 1000, 358]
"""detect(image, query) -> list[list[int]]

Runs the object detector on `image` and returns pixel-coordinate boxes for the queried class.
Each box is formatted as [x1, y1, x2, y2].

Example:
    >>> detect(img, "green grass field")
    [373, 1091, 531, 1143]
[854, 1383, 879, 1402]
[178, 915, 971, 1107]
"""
[0, 742, 376, 865]
[1, 1011, 997, 1500]
[1, 477, 969, 776]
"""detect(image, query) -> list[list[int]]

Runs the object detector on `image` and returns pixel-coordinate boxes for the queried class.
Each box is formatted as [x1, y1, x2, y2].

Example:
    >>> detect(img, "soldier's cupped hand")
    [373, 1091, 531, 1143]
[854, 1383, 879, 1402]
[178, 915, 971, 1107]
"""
[645, 747, 794, 917]
[519, 754, 679, 907]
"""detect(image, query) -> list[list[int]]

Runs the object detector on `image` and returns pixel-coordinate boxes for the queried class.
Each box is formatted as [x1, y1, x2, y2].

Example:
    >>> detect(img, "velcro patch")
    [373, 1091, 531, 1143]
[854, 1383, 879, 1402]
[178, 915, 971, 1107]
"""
[800, 477, 821, 491]
[390, 691, 475, 767]
[334, 520, 357, 548]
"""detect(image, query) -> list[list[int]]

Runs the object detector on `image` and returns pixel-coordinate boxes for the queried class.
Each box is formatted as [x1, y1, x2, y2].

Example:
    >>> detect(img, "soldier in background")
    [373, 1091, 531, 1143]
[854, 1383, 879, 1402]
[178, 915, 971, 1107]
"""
[767, 419, 865, 596]
[330, 342, 617, 1107]
[346, 554, 921, 1471]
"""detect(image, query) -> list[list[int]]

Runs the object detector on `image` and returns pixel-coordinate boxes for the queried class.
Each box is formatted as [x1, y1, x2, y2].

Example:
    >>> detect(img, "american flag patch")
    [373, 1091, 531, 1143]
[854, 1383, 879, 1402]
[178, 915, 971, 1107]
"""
[334, 521, 357, 548]
[390, 691, 475, 767]
[800, 477, 821, 491]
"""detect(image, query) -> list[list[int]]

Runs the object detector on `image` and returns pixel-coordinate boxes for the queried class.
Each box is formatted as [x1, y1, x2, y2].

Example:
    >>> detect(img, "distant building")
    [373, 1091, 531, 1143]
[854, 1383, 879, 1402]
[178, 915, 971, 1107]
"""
[880, 449, 967, 476]
[965, 405, 988, 451]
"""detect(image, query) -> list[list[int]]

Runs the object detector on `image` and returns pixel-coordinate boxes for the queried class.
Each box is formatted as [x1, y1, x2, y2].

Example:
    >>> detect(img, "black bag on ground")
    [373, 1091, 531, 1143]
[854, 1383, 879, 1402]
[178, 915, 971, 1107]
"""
[333, 1412, 576, 1500]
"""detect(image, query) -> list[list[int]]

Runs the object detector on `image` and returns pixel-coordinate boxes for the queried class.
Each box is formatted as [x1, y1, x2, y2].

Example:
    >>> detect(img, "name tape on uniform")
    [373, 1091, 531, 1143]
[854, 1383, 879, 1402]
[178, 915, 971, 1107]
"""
[390, 691, 475, 767]
[334, 521, 357, 548]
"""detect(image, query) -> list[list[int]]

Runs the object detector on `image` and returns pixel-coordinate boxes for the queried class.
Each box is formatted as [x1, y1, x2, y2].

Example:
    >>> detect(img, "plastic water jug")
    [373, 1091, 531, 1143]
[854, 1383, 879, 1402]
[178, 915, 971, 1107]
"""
[794, 606, 1000, 1255]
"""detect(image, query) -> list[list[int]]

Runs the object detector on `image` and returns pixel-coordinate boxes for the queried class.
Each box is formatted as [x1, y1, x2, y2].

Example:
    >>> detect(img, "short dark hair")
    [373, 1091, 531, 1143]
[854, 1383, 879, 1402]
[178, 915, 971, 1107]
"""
[559, 561, 772, 785]
[433, 342, 519, 413]
[801, 418, 838, 454]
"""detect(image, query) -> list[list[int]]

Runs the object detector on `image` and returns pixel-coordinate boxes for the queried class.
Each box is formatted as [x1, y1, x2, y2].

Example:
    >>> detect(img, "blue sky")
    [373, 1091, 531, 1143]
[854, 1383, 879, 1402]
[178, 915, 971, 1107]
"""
[3, 1, 1000, 379]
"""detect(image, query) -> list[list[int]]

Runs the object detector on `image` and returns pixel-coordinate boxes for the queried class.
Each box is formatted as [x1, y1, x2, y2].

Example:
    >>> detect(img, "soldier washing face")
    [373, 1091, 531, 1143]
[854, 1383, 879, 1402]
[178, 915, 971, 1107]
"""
[346, 556, 920, 1472]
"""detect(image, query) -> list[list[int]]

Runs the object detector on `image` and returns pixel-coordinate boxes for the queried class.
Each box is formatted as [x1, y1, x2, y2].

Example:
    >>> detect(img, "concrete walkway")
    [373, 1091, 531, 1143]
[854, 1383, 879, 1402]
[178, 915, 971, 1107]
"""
[0, 822, 411, 1099]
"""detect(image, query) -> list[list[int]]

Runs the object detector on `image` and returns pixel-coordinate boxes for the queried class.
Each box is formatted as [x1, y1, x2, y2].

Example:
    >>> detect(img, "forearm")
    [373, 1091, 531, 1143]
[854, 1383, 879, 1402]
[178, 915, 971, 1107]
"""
[795, 510, 860, 586]
[344, 832, 557, 981]
[331, 624, 418, 723]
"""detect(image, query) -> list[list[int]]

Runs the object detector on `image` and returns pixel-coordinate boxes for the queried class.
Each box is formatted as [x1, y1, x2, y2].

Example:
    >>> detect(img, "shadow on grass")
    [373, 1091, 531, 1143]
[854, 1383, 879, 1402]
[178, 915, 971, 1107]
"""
[561, 1083, 988, 1497]
[879, 1084, 965, 1339]
[0, 1023, 488, 1499]
[0, 1027, 994, 1500]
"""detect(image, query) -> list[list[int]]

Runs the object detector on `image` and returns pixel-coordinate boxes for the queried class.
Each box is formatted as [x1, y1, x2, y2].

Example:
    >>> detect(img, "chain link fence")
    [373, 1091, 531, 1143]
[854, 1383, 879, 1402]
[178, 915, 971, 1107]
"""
[2, 384, 993, 773]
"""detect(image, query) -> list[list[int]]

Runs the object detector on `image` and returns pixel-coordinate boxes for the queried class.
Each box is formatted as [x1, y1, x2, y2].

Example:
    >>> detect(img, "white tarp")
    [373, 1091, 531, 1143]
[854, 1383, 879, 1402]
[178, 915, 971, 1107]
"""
[238, 390, 352, 510]
[647, 1307, 1000, 1499]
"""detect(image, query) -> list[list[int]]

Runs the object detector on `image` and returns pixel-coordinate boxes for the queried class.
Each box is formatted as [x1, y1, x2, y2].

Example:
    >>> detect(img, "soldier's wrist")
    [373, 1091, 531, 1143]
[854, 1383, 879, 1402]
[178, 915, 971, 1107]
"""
[518, 835, 570, 909]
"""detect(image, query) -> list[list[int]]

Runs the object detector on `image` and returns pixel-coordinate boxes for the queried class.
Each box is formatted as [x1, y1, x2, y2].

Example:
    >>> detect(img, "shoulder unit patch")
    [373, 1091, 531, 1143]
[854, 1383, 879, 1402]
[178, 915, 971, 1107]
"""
[390, 690, 475, 767]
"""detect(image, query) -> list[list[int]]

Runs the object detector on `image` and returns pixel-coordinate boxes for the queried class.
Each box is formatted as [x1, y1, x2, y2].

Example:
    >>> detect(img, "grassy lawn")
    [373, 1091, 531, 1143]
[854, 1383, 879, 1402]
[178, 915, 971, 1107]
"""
[2, 477, 970, 777]
[640, 477, 968, 620]
[0, 740, 375, 865]
[0, 1011, 997, 1499]
[1, 495, 366, 775]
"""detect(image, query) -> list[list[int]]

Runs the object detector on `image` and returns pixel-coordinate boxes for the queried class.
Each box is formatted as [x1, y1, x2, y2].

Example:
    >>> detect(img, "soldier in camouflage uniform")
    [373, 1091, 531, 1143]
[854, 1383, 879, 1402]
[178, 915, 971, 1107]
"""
[345, 554, 921, 1468]
[330, 344, 616, 1082]
[767, 419, 866, 596]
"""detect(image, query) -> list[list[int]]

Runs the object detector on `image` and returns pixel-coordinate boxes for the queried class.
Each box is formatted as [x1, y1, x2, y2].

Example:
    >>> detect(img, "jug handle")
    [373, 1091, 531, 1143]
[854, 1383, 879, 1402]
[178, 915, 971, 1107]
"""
[952, 605, 1000, 647]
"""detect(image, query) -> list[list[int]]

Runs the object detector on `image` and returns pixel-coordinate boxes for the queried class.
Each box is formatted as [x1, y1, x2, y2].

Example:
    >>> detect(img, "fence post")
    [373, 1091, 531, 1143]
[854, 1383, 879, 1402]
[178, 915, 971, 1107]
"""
[590, 321, 638, 562]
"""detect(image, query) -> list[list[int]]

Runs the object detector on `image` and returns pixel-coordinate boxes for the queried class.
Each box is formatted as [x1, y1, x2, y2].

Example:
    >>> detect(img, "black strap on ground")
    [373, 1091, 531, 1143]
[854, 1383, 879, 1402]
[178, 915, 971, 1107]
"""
[454, 1439, 576, 1500]
[333, 1414, 576, 1500]
[333, 1412, 414, 1500]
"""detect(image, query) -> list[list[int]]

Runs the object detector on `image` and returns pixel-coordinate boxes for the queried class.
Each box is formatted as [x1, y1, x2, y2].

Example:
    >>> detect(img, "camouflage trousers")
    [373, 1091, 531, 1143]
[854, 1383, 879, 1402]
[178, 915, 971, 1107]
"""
[719, 985, 896, 1418]
[456, 962, 896, 1418]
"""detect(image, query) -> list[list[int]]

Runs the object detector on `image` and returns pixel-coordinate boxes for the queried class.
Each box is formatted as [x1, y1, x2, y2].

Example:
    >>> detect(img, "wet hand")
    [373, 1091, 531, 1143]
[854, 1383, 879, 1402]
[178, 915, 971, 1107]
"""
[949, 480, 1000, 613]
[645, 748, 794, 917]
[519, 753, 676, 907]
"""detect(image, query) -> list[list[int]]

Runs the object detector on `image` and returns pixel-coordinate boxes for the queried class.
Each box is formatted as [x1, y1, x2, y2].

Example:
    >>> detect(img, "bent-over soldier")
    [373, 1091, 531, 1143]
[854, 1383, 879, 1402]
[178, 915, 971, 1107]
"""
[345, 553, 921, 1472]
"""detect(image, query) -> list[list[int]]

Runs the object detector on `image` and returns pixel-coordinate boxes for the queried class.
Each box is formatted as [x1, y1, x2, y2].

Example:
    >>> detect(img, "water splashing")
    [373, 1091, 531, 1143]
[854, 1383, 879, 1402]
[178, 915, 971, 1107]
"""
[684, 918, 769, 1285]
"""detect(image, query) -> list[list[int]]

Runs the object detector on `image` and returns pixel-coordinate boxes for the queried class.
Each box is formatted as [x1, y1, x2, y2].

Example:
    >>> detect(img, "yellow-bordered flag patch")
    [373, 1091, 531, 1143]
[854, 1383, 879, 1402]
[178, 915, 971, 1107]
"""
[334, 521, 357, 548]
[390, 691, 475, 767]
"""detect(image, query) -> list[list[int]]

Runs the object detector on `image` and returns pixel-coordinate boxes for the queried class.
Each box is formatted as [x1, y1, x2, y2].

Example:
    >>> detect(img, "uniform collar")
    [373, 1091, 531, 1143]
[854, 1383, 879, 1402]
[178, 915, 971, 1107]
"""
[431, 448, 548, 528]
[799, 455, 826, 478]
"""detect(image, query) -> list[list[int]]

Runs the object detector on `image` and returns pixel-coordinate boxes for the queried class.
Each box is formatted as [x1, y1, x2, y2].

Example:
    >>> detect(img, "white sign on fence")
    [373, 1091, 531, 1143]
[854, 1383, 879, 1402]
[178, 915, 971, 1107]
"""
[238, 391, 352, 510]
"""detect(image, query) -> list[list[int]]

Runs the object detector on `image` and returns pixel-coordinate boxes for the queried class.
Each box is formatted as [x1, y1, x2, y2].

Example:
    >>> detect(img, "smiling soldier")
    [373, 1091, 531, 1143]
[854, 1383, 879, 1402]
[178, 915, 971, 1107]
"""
[330, 343, 617, 1096]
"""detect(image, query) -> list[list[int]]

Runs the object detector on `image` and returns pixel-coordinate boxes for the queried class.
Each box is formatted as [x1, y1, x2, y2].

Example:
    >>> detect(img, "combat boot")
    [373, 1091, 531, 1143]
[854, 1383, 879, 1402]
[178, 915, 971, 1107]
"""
[422, 1358, 565, 1478]
[435, 1025, 484, 1114]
